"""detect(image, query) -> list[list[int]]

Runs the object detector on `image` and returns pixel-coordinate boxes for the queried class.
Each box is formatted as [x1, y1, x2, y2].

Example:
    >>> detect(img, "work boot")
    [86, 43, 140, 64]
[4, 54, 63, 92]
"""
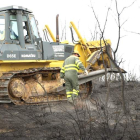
[71, 94, 78, 100]
[71, 95, 84, 108]
[67, 95, 78, 104]
[71, 94, 78, 105]
[67, 97, 73, 103]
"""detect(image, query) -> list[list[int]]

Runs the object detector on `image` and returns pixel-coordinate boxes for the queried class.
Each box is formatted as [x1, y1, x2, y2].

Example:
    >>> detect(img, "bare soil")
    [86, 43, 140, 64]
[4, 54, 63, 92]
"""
[0, 80, 140, 140]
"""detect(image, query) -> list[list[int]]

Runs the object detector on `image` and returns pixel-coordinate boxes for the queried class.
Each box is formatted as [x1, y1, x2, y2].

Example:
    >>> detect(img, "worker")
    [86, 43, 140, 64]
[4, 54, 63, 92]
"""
[60, 51, 88, 103]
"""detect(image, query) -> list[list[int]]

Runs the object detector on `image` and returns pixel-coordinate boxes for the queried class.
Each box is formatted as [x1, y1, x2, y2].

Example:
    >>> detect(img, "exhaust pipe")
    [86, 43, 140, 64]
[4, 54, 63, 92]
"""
[56, 14, 59, 42]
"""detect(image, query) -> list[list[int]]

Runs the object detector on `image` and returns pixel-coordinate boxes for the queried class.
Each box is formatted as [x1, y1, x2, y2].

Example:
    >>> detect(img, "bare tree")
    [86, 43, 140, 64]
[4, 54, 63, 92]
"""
[89, 0, 136, 114]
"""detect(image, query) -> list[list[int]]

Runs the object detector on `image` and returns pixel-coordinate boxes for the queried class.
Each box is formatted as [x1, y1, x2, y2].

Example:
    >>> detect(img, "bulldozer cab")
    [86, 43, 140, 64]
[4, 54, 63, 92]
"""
[0, 6, 74, 61]
[0, 6, 40, 44]
[0, 6, 43, 60]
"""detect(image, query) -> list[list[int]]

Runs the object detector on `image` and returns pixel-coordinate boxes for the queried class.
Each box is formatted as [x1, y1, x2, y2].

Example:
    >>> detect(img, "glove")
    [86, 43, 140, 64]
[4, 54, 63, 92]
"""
[84, 70, 88, 75]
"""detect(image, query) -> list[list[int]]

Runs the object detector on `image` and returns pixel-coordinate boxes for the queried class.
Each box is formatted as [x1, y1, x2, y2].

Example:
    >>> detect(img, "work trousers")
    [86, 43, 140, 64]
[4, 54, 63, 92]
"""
[64, 71, 79, 98]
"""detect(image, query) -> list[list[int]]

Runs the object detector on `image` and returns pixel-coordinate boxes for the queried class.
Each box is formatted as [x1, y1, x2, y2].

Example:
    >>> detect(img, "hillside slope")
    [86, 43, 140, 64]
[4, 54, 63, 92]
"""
[0, 81, 140, 140]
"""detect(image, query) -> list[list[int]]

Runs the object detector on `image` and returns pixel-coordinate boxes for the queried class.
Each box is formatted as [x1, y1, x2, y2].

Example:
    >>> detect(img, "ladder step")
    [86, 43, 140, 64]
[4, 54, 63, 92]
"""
[0, 90, 7, 93]
[0, 93, 8, 96]
[0, 85, 7, 88]
[0, 77, 11, 80]
[0, 100, 11, 103]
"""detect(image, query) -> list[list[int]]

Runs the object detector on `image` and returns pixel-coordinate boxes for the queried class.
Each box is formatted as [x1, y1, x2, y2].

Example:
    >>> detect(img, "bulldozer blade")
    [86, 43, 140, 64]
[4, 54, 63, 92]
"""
[56, 68, 125, 92]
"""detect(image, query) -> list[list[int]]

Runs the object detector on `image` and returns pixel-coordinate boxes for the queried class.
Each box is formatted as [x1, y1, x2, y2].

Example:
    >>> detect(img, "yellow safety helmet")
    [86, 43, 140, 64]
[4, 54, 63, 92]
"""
[72, 50, 80, 57]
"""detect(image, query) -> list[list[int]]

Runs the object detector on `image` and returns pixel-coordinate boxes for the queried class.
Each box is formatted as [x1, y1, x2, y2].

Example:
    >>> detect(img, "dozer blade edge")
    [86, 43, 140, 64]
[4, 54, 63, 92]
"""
[56, 68, 126, 92]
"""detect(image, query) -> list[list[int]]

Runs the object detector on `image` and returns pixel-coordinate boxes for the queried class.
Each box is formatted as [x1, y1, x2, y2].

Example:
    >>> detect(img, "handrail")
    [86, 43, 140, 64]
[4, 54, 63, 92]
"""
[45, 25, 56, 42]
[70, 21, 91, 55]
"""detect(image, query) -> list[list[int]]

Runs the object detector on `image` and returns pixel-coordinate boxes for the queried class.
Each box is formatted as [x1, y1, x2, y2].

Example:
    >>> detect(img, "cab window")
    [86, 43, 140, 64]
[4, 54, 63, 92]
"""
[0, 15, 5, 40]
[22, 16, 30, 43]
[29, 15, 39, 38]
[10, 15, 18, 40]
[10, 15, 30, 41]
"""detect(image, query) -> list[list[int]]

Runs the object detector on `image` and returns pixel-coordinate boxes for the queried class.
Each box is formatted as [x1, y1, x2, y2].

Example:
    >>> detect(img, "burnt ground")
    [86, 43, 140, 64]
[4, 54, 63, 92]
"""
[0, 80, 140, 140]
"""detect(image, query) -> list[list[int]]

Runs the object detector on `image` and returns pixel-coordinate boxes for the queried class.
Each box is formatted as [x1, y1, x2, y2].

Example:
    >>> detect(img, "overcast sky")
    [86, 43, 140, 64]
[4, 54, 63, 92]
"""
[1, 0, 140, 78]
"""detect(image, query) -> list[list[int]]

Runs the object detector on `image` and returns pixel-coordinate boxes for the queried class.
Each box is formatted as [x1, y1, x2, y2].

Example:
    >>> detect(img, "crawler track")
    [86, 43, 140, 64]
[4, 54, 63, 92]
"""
[0, 73, 13, 103]
[0, 67, 64, 104]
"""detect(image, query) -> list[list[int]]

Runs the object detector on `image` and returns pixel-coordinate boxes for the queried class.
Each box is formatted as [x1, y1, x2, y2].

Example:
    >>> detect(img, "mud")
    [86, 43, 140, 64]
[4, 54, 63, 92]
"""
[0, 81, 140, 140]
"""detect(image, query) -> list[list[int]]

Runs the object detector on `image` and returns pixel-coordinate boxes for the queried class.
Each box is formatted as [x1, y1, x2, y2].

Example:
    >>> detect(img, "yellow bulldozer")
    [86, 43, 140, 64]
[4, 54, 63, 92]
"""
[0, 6, 122, 104]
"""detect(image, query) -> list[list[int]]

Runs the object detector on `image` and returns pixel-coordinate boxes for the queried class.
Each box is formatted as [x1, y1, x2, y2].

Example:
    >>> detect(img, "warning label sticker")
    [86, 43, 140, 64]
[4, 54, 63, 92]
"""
[52, 45, 64, 57]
